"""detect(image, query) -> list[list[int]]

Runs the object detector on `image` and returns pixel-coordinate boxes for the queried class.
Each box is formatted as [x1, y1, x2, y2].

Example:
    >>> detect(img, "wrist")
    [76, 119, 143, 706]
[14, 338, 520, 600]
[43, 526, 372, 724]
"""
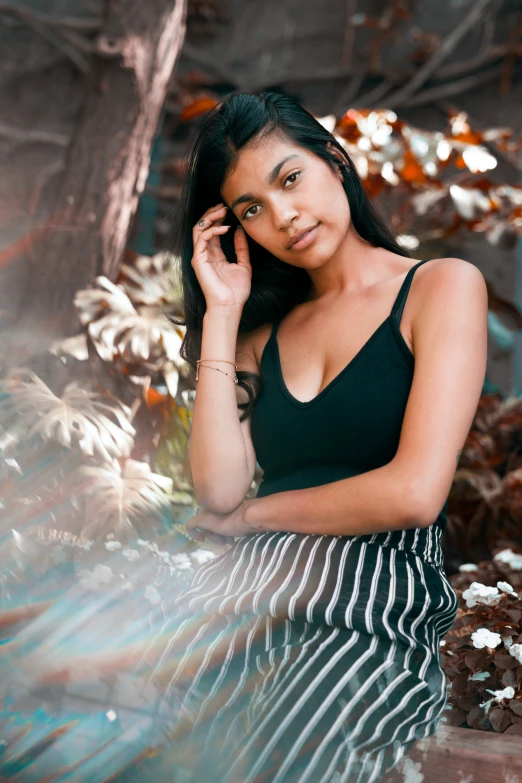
[243, 497, 274, 532]
[204, 305, 243, 322]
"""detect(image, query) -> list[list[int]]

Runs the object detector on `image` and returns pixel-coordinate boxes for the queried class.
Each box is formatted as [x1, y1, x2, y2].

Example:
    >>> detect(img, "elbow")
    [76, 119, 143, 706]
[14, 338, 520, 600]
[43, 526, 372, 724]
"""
[399, 477, 439, 530]
[194, 486, 248, 516]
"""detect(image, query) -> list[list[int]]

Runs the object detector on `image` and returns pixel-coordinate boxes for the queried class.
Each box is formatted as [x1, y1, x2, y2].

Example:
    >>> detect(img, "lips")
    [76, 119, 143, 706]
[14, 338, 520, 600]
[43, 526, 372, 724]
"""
[288, 223, 320, 249]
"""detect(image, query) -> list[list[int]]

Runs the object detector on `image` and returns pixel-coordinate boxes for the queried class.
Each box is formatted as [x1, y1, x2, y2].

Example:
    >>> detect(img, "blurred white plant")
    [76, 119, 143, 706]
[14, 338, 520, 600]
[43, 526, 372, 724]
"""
[458, 563, 478, 572]
[118, 253, 180, 306]
[74, 275, 186, 398]
[79, 458, 173, 538]
[509, 644, 522, 664]
[0, 369, 135, 461]
[78, 563, 114, 590]
[494, 548, 522, 570]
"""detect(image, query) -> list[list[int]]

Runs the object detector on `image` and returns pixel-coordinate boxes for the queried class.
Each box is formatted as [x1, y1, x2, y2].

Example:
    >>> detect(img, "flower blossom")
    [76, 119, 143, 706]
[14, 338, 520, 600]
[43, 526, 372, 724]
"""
[509, 643, 522, 664]
[144, 584, 161, 605]
[471, 628, 502, 649]
[494, 549, 522, 570]
[497, 581, 518, 597]
[459, 563, 478, 572]
[480, 686, 515, 714]
[462, 582, 503, 608]
[122, 548, 140, 561]
[78, 564, 113, 590]
[190, 549, 217, 565]
[105, 540, 122, 551]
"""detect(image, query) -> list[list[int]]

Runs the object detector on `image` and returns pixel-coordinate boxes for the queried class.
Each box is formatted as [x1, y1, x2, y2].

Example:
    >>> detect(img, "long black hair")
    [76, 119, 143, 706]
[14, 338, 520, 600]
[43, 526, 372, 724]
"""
[168, 91, 410, 420]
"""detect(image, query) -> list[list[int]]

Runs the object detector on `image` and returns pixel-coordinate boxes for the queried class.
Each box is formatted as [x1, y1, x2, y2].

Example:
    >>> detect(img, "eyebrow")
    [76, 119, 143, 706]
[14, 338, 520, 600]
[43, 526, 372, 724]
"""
[228, 154, 301, 212]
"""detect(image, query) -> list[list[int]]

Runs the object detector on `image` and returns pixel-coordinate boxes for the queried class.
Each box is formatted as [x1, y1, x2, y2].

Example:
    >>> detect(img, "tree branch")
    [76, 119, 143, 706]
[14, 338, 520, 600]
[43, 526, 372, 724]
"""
[0, 122, 69, 146]
[383, 0, 498, 107]
[399, 62, 507, 108]
[0, 4, 102, 31]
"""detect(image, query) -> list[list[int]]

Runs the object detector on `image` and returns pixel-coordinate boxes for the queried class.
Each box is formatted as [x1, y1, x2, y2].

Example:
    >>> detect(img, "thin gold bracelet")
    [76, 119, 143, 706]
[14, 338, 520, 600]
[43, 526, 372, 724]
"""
[196, 363, 238, 384]
[196, 359, 237, 368]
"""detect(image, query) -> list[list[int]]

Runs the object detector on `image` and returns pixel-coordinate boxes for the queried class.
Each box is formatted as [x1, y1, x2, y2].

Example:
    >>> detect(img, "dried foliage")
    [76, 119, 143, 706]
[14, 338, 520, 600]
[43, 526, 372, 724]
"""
[72, 253, 189, 400]
[0, 369, 136, 462]
[443, 392, 522, 571]
[442, 553, 522, 734]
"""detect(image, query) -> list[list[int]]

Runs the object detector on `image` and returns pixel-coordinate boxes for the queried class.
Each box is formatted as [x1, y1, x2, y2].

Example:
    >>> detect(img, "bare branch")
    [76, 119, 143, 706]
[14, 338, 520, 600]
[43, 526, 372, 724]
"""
[22, 17, 90, 72]
[0, 4, 102, 31]
[339, 0, 357, 71]
[399, 62, 507, 108]
[0, 122, 69, 146]
[354, 79, 394, 109]
[383, 0, 497, 106]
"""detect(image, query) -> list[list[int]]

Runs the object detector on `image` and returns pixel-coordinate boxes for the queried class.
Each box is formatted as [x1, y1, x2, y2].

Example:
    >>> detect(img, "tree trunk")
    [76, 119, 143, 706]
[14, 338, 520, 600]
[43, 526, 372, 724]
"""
[0, 0, 187, 372]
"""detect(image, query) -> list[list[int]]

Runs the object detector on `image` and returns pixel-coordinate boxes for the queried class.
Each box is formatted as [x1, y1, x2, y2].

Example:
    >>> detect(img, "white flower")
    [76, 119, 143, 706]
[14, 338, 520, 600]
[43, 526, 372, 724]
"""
[144, 585, 161, 605]
[497, 581, 518, 597]
[440, 640, 446, 646]
[93, 564, 113, 583]
[469, 671, 491, 682]
[471, 628, 502, 649]
[509, 644, 522, 664]
[122, 548, 140, 561]
[170, 553, 192, 571]
[462, 582, 503, 608]
[190, 549, 216, 565]
[105, 540, 122, 551]
[486, 686, 515, 701]
[480, 686, 515, 714]
[459, 563, 478, 572]
[137, 539, 149, 547]
[494, 549, 522, 570]
[77, 563, 114, 590]
[79, 572, 100, 590]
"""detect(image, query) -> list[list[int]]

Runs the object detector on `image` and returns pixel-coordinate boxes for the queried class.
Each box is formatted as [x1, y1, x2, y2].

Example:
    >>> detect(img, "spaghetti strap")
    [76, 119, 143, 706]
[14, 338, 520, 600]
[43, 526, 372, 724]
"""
[391, 258, 431, 326]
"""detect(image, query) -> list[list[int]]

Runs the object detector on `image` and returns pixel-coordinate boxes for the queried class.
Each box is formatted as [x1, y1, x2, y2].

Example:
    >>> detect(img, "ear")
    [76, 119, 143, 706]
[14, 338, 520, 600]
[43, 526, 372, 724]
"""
[326, 141, 345, 181]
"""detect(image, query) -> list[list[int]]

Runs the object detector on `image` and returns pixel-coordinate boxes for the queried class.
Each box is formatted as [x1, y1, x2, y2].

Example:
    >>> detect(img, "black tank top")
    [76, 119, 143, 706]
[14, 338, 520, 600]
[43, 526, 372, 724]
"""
[250, 258, 448, 531]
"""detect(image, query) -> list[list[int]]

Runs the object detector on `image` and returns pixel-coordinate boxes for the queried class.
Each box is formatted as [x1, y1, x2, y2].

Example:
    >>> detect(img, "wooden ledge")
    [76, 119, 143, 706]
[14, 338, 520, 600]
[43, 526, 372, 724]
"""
[382, 725, 522, 782]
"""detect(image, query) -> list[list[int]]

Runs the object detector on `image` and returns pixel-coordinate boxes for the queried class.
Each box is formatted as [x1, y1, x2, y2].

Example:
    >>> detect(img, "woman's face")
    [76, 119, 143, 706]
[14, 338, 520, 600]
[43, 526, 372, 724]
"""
[220, 133, 351, 268]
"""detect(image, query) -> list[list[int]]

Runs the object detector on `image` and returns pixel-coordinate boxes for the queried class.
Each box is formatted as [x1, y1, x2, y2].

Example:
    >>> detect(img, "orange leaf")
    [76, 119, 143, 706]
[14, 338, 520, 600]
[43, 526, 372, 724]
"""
[400, 150, 427, 184]
[181, 97, 219, 122]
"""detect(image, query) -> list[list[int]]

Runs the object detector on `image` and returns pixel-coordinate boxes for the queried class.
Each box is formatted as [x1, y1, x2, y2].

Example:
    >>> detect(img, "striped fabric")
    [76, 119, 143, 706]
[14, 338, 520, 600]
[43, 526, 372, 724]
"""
[149, 523, 458, 782]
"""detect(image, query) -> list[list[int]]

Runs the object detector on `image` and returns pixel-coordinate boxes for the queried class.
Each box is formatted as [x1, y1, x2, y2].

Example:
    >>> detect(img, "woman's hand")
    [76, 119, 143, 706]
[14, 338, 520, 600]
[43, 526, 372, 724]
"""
[185, 498, 260, 545]
[191, 203, 252, 310]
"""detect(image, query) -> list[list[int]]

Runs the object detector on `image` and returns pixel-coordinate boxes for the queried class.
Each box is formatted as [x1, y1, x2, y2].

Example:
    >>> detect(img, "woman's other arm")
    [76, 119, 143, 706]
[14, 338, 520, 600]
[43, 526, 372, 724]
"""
[189, 307, 258, 514]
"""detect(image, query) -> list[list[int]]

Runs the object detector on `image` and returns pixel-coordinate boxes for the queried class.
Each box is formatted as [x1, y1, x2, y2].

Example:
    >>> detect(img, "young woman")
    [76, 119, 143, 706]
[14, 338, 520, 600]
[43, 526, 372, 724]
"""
[156, 91, 488, 782]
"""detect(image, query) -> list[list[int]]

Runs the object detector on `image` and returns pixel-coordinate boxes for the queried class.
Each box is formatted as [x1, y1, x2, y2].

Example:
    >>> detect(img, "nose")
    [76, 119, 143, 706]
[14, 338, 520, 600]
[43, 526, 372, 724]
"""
[275, 205, 299, 233]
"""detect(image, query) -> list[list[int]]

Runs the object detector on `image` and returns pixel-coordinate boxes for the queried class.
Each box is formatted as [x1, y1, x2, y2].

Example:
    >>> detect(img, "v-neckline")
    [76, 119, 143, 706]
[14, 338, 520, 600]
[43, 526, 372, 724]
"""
[272, 314, 394, 408]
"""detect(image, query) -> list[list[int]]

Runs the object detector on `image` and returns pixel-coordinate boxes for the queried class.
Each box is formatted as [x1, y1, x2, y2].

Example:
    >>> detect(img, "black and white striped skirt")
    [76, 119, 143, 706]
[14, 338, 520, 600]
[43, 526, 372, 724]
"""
[148, 526, 458, 783]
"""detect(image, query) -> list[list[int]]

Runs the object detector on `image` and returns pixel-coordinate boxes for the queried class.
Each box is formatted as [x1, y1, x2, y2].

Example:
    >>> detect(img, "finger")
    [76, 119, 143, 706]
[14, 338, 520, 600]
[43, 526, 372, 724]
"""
[192, 225, 230, 259]
[234, 226, 251, 270]
[194, 207, 226, 231]
[193, 206, 227, 242]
